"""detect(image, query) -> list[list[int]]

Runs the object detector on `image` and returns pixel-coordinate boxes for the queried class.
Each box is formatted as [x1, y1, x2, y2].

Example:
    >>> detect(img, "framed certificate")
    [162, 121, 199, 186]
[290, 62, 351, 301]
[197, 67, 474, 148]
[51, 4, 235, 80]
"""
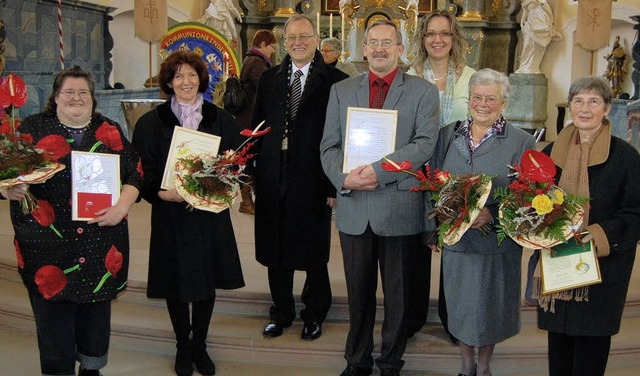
[540, 238, 602, 294]
[343, 107, 397, 173]
[161, 127, 221, 189]
[71, 151, 121, 221]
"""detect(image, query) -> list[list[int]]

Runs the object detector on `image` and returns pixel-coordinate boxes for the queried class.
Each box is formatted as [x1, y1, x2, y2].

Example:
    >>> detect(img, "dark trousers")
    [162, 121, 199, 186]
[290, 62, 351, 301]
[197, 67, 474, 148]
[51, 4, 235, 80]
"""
[339, 226, 418, 371]
[267, 265, 332, 324]
[166, 298, 215, 351]
[548, 331, 611, 376]
[405, 245, 432, 336]
[29, 294, 110, 375]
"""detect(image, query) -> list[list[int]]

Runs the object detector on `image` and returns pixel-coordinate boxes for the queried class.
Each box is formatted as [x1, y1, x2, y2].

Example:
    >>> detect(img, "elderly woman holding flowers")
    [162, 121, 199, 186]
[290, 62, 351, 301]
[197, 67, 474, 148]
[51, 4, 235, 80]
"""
[430, 68, 534, 376]
[1, 66, 142, 376]
[132, 50, 245, 376]
[536, 76, 640, 376]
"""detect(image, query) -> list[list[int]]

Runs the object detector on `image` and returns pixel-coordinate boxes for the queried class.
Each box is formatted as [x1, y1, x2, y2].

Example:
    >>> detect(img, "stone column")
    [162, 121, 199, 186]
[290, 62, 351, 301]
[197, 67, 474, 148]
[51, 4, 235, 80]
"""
[459, 0, 485, 21]
[503, 73, 548, 132]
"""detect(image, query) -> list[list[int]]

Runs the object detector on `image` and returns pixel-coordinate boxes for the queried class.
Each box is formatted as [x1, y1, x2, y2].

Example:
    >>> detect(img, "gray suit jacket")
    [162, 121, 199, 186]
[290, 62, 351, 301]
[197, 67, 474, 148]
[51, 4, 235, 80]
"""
[320, 71, 439, 236]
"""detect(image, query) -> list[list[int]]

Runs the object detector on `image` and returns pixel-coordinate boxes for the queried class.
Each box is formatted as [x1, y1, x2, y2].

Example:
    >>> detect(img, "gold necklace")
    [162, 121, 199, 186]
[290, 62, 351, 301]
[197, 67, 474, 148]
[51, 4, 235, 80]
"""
[433, 74, 446, 81]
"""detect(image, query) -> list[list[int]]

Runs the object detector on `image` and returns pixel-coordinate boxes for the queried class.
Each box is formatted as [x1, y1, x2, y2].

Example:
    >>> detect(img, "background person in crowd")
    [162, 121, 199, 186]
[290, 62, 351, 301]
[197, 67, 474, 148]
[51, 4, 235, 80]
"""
[252, 14, 348, 341]
[235, 29, 277, 214]
[405, 9, 476, 342]
[320, 37, 361, 77]
[1, 65, 142, 376]
[431, 69, 534, 376]
[132, 50, 245, 376]
[320, 20, 439, 376]
[537, 76, 640, 376]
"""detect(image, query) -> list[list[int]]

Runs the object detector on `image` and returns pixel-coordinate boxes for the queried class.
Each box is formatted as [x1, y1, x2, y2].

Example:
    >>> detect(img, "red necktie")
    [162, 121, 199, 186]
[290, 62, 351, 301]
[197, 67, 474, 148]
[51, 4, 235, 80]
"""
[372, 78, 387, 109]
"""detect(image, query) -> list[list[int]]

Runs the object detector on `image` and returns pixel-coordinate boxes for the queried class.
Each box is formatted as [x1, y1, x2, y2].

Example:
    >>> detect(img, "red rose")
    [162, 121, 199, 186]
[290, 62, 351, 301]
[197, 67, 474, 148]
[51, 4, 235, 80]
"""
[14, 239, 24, 270]
[105, 245, 123, 277]
[93, 122, 123, 151]
[35, 265, 67, 299]
[0, 73, 28, 109]
[20, 133, 34, 143]
[36, 134, 71, 161]
[0, 122, 10, 135]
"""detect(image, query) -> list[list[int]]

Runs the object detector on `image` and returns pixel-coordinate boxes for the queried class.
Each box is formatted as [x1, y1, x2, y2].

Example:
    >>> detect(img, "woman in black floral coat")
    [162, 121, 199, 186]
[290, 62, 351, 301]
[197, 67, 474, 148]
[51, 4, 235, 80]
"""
[1, 66, 142, 376]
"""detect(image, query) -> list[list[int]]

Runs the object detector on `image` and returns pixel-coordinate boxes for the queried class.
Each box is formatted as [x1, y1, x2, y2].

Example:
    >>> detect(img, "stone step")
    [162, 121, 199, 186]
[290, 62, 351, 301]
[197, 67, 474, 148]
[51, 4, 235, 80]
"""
[2, 275, 640, 375]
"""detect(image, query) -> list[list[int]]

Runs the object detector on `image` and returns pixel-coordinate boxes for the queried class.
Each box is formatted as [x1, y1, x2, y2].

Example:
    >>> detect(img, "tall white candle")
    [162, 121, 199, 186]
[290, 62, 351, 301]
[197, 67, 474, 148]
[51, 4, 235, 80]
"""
[316, 12, 320, 35]
[329, 14, 333, 38]
[341, 13, 345, 46]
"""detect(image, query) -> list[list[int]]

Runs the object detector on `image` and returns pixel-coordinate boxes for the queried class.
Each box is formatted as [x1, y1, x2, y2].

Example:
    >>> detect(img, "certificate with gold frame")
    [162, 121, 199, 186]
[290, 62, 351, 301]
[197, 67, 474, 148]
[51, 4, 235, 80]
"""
[343, 107, 397, 173]
[161, 127, 221, 190]
[540, 238, 602, 294]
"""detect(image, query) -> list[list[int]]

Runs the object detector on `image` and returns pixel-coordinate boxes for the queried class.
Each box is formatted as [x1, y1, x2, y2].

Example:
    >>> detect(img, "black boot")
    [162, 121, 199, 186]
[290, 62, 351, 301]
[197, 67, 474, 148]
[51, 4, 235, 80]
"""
[167, 299, 193, 376]
[191, 299, 216, 375]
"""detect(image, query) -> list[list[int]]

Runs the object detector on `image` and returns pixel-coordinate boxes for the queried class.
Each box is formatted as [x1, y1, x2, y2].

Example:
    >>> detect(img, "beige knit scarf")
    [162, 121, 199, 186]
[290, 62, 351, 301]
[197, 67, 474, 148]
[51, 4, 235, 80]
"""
[533, 123, 608, 312]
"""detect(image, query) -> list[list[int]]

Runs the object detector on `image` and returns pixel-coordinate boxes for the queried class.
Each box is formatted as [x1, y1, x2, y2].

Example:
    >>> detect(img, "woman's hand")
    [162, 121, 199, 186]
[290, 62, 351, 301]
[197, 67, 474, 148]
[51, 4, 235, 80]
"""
[88, 185, 140, 227]
[158, 189, 184, 202]
[0, 184, 28, 201]
[471, 207, 493, 229]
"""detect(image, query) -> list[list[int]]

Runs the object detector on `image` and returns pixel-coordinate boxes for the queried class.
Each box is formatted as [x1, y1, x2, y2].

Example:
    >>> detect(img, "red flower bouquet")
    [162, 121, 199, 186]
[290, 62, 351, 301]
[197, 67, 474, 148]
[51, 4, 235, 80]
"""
[382, 158, 492, 246]
[493, 149, 588, 249]
[0, 73, 66, 213]
[173, 122, 271, 213]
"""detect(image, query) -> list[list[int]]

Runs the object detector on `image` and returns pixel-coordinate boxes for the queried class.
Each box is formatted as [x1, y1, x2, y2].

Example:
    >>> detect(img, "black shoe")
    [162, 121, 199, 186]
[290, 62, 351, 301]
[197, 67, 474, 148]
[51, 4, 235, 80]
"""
[78, 369, 103, 376]
[192, 348, 216, 375]
[262, 320, 291, 337]
[174, 346, 194, 376]
[301, 321, 322, 340]
[340, 365, 373, 376]
[457, 363, 477, 376]
[380, 369, 400, 376]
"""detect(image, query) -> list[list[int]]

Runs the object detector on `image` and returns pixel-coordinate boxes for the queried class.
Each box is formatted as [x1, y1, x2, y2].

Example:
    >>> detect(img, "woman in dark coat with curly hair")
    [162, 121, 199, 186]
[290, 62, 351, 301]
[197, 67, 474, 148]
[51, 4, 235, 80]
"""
[132, 51, 244, 376]
[1, 65, 142, 376]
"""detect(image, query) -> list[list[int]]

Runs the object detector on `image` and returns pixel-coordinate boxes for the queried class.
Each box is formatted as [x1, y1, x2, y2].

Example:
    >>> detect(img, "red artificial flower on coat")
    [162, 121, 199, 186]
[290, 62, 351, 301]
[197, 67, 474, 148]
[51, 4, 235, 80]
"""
[14, 239, 24, 270]
[35, 265, 67, 299]
[91, 122, 123, 151]
[93, 245, 124, 293]
[31, 200, 63, 238]
[36, 134, 71, 161]
[0, 73, 28, 109]
[136, 158, 144, 179]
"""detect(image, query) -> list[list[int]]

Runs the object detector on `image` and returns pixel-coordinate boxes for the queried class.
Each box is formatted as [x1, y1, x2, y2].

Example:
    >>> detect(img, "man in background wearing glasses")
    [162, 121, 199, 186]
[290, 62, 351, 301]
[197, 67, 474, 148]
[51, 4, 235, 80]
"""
[252, 14, 348, 342]
[321, 20, 439, 376]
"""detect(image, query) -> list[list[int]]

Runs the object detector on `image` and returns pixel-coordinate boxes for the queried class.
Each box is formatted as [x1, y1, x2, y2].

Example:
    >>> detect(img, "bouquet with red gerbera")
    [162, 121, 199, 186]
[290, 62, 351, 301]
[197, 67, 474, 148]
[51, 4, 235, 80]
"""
[382, 158, 492, 246]
[0, 73, 65, 213]
[173, 122, 270, 213]
[493, 149, 588, 249]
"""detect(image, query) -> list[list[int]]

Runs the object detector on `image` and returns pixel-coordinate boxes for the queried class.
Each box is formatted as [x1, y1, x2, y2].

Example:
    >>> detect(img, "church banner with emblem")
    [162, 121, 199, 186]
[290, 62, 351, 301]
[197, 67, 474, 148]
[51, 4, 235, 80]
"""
[134, 0, 168, 42]
[575, 0, 612, 51]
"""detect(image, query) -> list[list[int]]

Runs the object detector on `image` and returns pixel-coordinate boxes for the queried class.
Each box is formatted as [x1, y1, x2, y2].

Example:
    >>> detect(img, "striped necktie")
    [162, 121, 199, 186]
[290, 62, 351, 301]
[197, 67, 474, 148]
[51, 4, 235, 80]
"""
[289, 70, 303, 120]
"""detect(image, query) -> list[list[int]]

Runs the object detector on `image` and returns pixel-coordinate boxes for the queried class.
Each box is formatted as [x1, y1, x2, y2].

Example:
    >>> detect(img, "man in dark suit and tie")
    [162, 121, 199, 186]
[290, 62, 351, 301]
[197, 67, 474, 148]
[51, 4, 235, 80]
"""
[252, 14, 348, 341]
[320, 20, 439, 376]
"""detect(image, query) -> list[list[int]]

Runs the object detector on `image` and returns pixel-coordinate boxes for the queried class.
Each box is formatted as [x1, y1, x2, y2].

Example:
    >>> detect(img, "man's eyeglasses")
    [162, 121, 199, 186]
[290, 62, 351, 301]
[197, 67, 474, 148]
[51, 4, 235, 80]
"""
[60, 89, 91, 98]
[284, 34, 314, 43]
[569, 98, 604, 109]
[365, 40, 399, 50]
[424, 31, 454, 40]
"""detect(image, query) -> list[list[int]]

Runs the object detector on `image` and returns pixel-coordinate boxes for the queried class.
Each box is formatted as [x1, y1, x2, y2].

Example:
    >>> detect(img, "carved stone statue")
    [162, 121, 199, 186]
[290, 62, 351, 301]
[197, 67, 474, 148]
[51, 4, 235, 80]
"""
[604, 36, 627, 98]
[198, 0, 243, 43]
[516, 0, 562, 74]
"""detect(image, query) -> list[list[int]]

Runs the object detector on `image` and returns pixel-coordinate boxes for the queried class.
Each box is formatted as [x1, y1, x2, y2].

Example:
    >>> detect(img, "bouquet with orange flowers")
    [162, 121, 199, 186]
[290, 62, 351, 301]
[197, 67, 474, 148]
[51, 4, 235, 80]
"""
[173, 122, 270, 213]
[493, 149, 588, 249]
[0, 73, 65, 213]
[382, 158, 492, 246]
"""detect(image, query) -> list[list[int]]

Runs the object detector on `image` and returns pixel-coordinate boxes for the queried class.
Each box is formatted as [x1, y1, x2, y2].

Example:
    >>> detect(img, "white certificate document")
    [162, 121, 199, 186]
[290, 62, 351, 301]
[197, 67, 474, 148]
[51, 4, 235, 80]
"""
[343, 107, 397, 173]
[540, 238, 602, 294]
[71, 151, 121, 221]
[161, 127, 221, 189]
